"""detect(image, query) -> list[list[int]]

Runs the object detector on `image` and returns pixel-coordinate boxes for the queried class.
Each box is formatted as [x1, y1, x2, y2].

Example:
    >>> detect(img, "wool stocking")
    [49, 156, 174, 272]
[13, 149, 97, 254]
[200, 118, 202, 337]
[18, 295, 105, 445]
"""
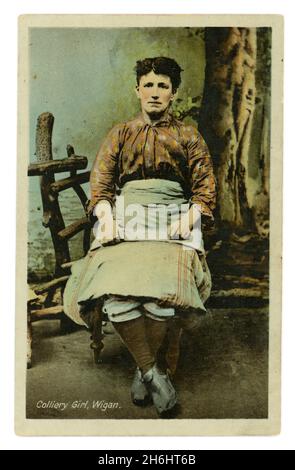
[144, 316, 168, 359]
[112, 316, 154, 374]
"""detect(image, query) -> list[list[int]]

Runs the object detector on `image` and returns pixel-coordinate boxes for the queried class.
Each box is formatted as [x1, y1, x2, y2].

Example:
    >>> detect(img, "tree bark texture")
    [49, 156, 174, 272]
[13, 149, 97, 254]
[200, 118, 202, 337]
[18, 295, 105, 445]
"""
[199, 28, 257, 228]
[250, 28, 271, 238]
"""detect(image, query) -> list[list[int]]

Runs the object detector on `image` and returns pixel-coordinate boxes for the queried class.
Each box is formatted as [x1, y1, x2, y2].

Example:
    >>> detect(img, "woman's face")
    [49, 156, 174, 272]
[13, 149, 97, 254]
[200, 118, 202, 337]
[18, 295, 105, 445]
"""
[135, 70, 176, 116]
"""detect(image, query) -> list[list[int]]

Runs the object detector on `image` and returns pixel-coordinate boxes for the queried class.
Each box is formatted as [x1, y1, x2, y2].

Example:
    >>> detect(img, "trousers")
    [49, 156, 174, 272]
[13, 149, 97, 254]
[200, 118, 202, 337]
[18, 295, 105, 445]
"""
[102, 295, 175, 323]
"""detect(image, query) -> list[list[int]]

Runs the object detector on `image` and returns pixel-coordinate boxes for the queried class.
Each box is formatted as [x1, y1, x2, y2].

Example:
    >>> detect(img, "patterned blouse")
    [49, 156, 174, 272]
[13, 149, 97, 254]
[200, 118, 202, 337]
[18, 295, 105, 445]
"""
[88, 112, 217, 220]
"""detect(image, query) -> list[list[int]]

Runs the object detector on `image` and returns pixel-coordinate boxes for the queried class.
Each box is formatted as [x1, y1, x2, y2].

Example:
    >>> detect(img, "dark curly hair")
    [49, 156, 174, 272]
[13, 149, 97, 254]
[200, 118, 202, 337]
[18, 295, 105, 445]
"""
[135, 57, 183, 92]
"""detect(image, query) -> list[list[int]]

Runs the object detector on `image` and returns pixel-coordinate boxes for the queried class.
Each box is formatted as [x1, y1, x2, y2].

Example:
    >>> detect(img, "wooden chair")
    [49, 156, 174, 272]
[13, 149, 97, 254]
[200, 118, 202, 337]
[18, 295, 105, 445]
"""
[27, 112, 103, 368]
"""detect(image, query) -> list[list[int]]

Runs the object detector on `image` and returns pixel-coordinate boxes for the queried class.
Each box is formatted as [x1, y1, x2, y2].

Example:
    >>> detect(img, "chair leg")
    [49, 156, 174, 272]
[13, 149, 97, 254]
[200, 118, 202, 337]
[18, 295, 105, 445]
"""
[88, 304, 104, 364]
[80, 302, 104, 364]
[90, 315, 104, 364]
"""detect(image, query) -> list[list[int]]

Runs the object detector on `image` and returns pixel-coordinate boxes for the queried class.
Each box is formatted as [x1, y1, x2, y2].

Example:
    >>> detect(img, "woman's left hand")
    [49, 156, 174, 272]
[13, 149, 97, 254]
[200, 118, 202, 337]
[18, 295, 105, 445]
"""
[169, 204, 201, 240]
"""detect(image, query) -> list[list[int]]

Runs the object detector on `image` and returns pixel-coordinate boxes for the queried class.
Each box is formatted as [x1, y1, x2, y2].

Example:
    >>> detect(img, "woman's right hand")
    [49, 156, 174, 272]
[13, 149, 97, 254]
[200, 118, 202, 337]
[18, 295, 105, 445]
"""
[92, 200, 117, 245]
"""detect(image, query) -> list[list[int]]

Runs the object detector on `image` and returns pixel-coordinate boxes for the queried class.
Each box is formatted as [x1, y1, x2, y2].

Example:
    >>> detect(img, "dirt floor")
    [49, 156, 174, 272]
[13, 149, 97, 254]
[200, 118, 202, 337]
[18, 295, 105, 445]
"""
[26, 306, 268, 420]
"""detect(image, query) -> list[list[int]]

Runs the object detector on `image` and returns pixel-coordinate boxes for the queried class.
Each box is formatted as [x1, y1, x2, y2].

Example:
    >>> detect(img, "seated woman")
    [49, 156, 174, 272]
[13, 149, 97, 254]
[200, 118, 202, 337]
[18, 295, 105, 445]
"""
[64, 56, 216, 417]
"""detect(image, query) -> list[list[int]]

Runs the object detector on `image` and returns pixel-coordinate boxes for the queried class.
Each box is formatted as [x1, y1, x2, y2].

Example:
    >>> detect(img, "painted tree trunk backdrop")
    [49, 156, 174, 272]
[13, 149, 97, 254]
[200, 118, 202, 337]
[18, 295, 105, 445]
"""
[199, 27, 262, 230]
[250, 28, 271, 238]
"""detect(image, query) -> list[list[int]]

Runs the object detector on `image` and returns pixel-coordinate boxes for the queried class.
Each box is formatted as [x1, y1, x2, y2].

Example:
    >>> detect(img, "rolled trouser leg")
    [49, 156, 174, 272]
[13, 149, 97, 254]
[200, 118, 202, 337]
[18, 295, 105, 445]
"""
[102, 295, 142, 323]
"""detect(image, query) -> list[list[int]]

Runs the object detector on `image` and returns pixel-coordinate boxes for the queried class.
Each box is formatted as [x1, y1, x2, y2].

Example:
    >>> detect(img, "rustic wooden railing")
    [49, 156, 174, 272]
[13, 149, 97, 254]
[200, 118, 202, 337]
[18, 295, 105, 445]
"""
[27, 112, 99, 368]
[27, 112, 91, 276]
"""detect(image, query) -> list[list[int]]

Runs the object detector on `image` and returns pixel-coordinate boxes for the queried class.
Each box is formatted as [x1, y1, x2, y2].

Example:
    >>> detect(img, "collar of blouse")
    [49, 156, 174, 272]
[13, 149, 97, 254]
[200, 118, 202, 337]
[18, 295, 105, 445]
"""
[136, 110, 174, 128]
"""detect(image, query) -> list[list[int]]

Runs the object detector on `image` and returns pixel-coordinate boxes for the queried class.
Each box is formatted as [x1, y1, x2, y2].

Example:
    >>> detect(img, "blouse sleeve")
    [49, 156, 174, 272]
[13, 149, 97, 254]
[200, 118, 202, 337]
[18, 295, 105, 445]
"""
[87, 124, 123, 216]
[185, 125, 217, 220]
